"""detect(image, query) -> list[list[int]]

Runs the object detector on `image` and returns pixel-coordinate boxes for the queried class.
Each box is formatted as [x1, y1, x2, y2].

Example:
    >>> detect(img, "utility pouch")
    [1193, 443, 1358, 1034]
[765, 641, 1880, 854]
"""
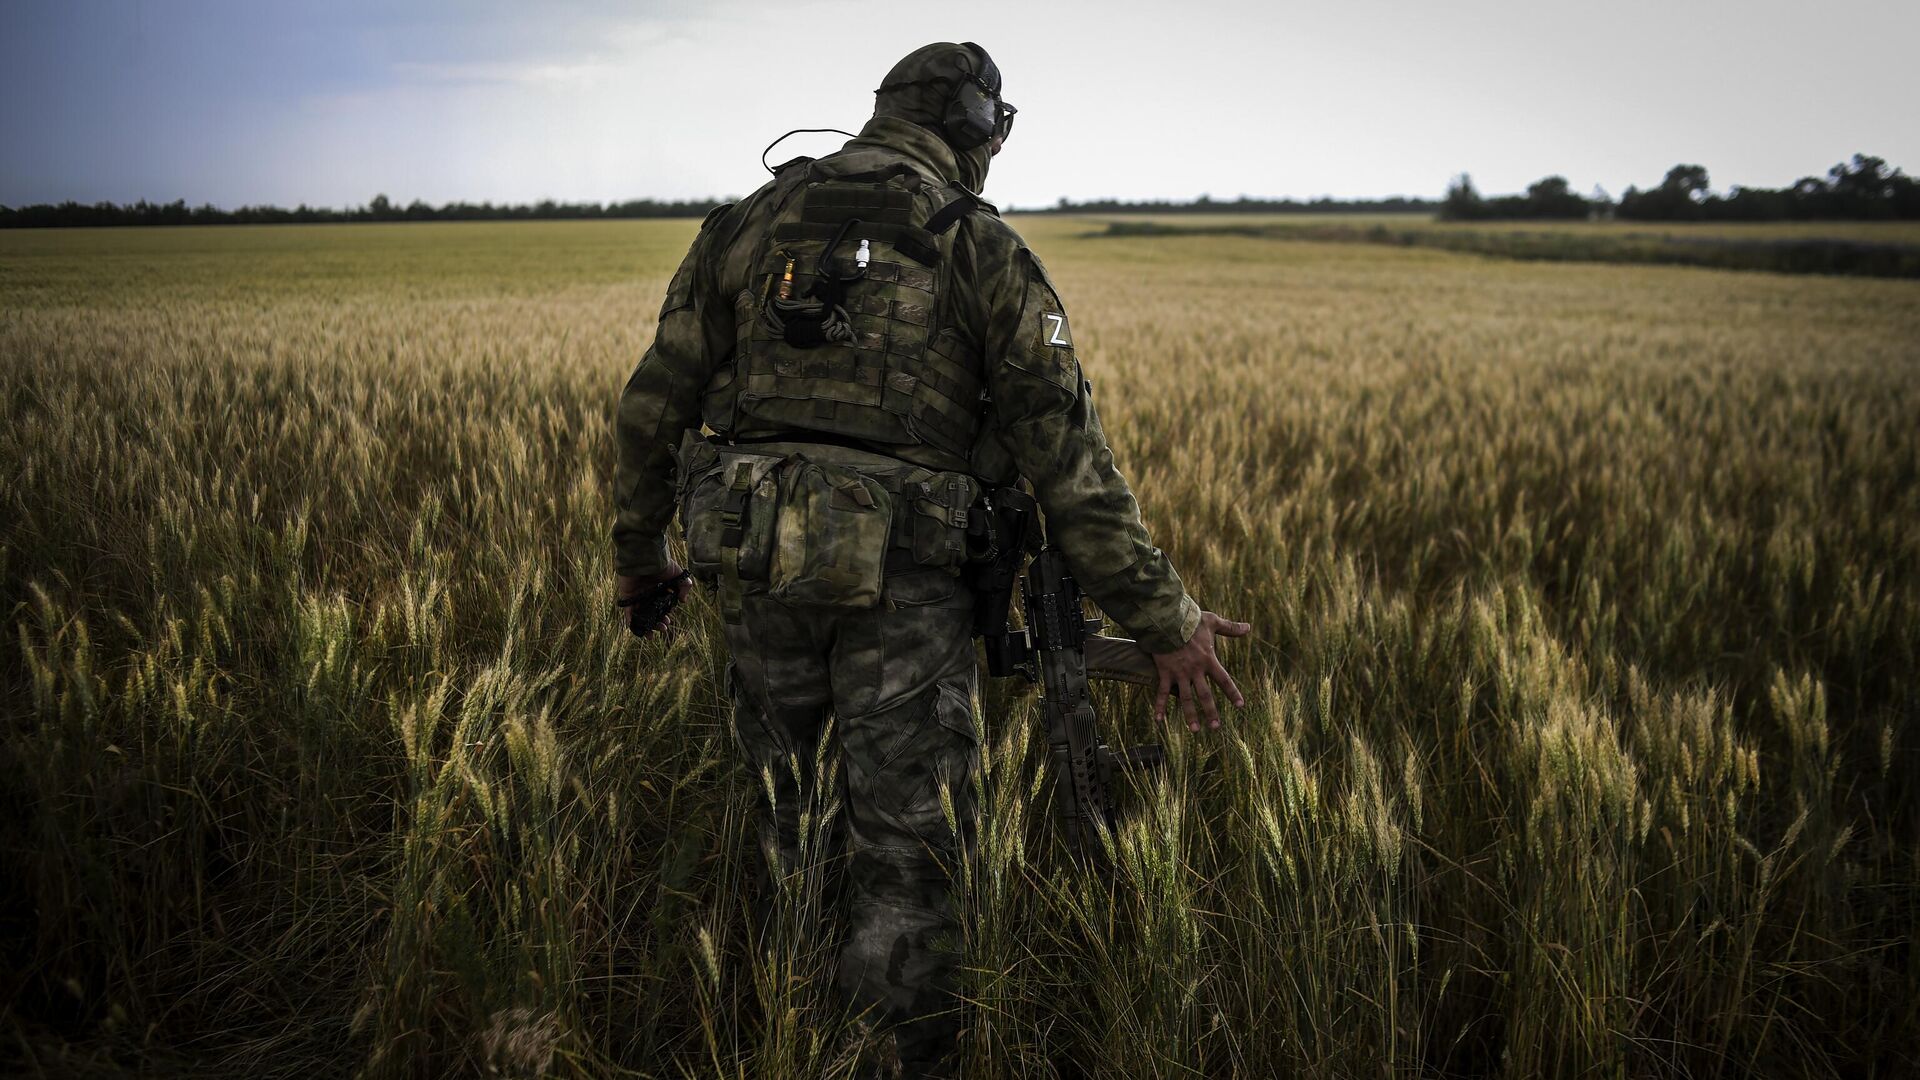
[769, 457, 894, 610]
[677, 433, 783, 586]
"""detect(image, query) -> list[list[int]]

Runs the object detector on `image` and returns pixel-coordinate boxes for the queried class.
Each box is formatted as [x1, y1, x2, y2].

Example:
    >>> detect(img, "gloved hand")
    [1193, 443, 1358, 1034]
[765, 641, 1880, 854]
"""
[616, 563, 695, 640]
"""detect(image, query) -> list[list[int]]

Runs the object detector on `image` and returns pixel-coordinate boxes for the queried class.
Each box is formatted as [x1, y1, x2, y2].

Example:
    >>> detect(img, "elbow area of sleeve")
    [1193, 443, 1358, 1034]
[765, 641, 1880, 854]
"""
[1081, 553, 1202, 654]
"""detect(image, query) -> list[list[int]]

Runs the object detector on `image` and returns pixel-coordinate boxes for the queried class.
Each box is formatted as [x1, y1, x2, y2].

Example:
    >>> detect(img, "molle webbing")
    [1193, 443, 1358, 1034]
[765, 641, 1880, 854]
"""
[802, 184, 916, 226]
[734, 165, 987, 471]
[841, 291, 930, 326]
[859, 261, 936, 290]
[772, 220, 941, 268]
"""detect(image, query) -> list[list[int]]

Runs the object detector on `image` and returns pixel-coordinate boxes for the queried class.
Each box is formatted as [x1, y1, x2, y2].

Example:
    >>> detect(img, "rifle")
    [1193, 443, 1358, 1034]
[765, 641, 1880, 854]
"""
[971, 488, 1164, 855]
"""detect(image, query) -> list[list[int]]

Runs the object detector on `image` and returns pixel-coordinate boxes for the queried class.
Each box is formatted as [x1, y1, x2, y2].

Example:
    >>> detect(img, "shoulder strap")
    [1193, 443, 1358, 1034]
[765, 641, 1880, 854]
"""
[717, 461, 756, 623]
[925, 194, 983, 237]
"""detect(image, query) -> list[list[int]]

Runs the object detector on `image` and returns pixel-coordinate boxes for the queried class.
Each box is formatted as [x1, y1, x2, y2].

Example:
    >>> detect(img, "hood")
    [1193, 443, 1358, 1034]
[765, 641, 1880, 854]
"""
[840, 115, 992, 194]
[867, 41, 999, 193]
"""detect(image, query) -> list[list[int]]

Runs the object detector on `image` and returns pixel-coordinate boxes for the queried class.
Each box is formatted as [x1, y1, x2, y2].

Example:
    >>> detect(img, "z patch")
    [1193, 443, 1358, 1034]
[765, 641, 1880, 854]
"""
[1039, 311, 1072, 348]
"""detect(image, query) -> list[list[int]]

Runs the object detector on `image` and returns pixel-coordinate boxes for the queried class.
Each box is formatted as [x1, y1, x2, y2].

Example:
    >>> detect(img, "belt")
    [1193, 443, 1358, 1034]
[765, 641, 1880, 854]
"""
[713, 431, 920, 470]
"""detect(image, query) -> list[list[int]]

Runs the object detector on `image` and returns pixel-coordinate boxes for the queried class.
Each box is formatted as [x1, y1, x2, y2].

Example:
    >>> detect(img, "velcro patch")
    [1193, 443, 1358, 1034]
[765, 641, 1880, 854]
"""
[1040, 311, 1072, 348]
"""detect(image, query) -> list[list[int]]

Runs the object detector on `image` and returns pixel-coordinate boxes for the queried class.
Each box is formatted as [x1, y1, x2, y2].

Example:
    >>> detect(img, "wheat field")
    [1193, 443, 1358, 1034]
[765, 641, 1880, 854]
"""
[3, 217, 1917, 1078]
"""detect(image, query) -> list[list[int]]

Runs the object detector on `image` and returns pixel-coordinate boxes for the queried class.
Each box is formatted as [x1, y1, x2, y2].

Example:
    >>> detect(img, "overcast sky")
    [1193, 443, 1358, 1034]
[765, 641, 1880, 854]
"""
[4, 0, 1915, 210]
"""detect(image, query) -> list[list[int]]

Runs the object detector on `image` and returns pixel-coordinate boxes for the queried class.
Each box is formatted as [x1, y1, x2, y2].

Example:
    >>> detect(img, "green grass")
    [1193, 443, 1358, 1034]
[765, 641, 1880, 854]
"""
[3, 220, 1918, 1077]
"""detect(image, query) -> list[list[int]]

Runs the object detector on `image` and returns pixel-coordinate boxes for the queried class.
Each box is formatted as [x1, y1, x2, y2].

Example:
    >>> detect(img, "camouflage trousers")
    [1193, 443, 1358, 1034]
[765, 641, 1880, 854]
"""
[723, 570, 978, 1078]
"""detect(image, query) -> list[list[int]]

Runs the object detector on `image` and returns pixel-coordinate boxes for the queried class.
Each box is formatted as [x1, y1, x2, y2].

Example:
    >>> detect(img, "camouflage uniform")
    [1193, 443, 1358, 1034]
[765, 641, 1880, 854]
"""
[613, 43, 1199, 1077]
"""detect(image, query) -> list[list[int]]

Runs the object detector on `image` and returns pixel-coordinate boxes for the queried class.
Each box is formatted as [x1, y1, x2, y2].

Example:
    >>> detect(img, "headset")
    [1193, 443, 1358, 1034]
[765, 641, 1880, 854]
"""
[878, 42, 1017, 152]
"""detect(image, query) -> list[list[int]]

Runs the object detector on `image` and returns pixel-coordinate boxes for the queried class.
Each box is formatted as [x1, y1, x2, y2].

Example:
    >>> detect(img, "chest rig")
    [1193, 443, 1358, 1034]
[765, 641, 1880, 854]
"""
[732, 160, 987, 474]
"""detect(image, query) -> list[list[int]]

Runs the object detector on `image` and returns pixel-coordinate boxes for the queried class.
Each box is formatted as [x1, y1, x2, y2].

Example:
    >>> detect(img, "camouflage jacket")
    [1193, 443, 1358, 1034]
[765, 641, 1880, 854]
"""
[613, 115, 1200, 653]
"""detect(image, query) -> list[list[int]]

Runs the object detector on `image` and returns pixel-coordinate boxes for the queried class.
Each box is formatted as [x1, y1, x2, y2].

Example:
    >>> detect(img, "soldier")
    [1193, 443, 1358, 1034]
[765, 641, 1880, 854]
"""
[613, 41, 1250, 1078]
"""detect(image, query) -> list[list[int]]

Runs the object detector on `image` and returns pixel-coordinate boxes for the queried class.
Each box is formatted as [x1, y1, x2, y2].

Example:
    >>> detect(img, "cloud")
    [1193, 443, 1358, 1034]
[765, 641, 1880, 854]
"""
[5, 0, 1916, 208]
[389, 59, 619, 88]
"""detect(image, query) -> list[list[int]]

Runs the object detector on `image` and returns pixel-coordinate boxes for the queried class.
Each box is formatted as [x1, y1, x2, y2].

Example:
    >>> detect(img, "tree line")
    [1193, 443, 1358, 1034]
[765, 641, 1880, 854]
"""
[0, 193, 727, 229]
[1442, 153, 1920, 222]
[3, 191, 1441, 228]
[1023, 193, 1438, 215]
[7, 154, 1917, 228]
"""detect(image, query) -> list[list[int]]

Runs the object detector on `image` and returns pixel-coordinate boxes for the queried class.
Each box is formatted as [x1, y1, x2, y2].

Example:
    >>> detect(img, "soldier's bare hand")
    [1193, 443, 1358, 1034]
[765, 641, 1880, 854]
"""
[617, 563, 695, 639]
[1151, 611, 1252, 732]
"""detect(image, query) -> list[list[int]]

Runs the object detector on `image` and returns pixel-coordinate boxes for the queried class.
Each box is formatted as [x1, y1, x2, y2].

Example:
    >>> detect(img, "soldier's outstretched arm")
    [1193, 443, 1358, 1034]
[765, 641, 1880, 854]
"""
[969, 232, 1251, 729]
[612, 209, 730, 631]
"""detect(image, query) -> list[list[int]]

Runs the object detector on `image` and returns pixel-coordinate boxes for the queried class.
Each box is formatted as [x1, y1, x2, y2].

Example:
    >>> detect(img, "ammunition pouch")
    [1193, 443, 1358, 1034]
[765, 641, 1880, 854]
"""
[676, 432, 981, 620]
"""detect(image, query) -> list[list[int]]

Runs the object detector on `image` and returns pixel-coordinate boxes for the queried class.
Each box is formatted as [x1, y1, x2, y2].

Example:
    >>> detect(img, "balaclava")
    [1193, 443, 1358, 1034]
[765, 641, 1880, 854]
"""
[872, 42, 1007, 193]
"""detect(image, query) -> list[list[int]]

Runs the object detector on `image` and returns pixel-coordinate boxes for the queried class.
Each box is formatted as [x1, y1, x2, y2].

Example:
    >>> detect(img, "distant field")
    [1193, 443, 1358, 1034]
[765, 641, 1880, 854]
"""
[0, 220, 690, 305]
[1048, 210, 1920, 245]
[1063, 213, 1920, 277]
[4, 219, 1918, 1077]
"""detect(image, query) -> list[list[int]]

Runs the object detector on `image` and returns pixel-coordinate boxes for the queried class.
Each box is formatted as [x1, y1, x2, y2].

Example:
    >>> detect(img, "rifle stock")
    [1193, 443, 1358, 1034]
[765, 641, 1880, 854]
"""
[1084, 635, 1159, 687]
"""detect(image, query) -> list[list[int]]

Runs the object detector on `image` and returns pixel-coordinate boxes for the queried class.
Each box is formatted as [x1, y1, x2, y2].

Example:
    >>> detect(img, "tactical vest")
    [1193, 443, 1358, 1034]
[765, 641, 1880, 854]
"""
[729, 160, 988, 475]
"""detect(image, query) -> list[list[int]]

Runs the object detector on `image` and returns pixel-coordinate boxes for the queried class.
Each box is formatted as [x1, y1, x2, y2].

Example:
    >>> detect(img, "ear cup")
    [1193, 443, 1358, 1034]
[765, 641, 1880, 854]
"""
[943, 80, 997, 150]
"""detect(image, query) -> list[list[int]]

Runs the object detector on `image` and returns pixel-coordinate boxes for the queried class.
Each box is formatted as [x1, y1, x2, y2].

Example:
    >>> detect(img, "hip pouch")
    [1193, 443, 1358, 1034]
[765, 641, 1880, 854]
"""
[770, 456, 894, 610]
[678, 435, 784, 583]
